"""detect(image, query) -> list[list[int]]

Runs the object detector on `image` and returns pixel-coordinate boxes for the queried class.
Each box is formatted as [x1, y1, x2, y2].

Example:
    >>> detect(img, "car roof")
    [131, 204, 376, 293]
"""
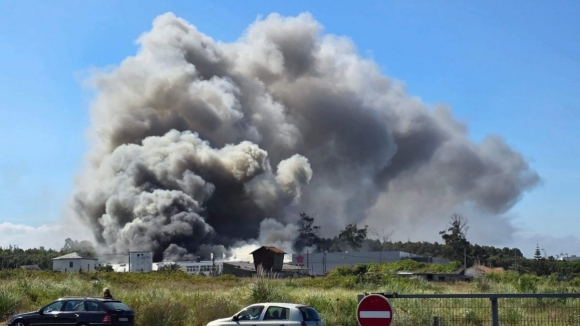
[250, 303, 310, 309]
[56, 297, 121, 302]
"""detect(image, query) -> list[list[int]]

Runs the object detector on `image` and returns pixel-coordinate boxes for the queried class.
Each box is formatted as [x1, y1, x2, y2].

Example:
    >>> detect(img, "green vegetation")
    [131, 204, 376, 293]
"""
[2, 261, 580, 326]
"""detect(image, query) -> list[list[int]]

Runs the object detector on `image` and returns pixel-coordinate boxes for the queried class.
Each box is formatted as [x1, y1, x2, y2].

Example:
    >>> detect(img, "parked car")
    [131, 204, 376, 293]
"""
[7, 296, 135, 326]
[207, 303, 323, 326]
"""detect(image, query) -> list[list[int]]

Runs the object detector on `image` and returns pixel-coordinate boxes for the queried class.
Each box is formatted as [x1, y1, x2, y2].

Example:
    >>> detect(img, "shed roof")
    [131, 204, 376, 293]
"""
[53, 252, 98, 260]
[250, 246, 287, 255]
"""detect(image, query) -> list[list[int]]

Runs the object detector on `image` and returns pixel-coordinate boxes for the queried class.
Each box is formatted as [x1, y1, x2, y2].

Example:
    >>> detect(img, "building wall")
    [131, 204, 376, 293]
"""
[252, 249, 282, 272]
[290, 251, 436, 275]
[153, 261, 223, 276]
[222, 263, 254, 277]
[53, 259, 96, 272]
[129, 252, 153, 272]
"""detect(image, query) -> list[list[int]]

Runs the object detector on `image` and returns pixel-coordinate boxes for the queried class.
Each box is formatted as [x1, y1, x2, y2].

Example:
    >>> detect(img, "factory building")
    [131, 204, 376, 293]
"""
[290, 250, 450, 276]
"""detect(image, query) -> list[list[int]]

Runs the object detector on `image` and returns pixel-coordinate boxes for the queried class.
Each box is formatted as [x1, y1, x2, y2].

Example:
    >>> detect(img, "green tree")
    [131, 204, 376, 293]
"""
[439, 213, 471, 265]
[293, 212, 321, 251]
[338, 224, 368, 251]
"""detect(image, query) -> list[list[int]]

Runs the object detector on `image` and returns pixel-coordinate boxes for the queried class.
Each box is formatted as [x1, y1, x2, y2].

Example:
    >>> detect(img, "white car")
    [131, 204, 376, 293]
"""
[207, 303, 323, 326]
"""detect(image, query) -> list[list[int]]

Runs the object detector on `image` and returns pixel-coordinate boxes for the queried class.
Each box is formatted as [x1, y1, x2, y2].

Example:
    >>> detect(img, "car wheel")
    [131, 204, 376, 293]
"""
[11, 320, 27, 326]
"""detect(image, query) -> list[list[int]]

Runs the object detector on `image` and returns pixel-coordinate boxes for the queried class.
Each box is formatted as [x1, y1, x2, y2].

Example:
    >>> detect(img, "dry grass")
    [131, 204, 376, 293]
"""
[1, 269, 580, 326]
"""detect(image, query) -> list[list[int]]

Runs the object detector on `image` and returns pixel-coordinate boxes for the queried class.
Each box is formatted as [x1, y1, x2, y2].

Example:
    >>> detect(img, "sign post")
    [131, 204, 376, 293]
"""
[356, 294, 393, 326]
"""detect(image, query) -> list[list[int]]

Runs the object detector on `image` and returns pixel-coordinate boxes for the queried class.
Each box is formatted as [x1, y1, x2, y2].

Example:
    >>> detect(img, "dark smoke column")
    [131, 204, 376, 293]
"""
[71, 12, 539, 260]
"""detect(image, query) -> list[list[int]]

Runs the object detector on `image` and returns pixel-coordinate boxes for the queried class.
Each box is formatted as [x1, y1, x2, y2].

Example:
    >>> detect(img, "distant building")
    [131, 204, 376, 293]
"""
[153, 260, 223, 276]
[222, 261, 307, 278]
[52, 252, 98, 272]
[129, 251, 153, 272]
[250, 246, 286, 272]
[465, 264, 504, 279]
[397, 268, 467, 282]
[557, 255, 580, 262]
[221, 246, 308, 278]
[290, 251, 449, 276]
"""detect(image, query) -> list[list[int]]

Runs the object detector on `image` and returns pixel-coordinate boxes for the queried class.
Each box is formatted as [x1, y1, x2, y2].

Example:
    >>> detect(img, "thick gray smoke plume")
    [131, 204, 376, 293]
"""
[72, 12, 539, 260]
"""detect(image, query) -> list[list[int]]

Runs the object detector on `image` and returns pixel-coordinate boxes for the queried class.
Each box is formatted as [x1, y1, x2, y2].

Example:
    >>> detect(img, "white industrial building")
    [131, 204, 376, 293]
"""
[97, 251, 153, 272]
[153, 260, 223, 276]
[53, 252, 98, 272]
[290, 251, 450, 275]
[128, 251, 153, 272]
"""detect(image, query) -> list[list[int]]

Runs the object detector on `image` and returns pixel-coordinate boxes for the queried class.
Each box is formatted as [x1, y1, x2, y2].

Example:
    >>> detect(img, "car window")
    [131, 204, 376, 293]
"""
[237, 306, 264, 320]
[43, 301, 64, 313]
[63, 300, 86, 311]
[86, 301, 105, 312]
[298, 307, 321, 321]
[102, 302, 132, 311]
[263, 306, 290, 320]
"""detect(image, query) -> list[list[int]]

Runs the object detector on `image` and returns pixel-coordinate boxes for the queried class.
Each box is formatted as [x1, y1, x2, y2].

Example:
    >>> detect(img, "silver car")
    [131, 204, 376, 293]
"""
[207, 303, 323, 326]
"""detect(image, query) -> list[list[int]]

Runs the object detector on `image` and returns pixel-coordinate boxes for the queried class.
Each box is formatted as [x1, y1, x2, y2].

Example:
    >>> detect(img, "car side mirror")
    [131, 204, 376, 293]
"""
[38, 309, 44, 315]
[233, 315, 239, 321]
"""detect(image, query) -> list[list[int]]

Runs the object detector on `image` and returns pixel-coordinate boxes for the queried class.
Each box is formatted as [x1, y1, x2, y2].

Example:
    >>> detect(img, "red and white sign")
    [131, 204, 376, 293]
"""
[356, 294, 393, 326]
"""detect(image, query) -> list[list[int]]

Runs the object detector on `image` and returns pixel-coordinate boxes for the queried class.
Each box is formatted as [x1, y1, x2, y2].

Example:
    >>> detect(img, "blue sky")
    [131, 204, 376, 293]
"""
[1, 0, 579, 256]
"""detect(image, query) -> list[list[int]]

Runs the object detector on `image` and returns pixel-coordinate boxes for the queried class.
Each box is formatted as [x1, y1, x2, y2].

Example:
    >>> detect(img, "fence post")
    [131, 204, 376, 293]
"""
[432, 316, 439, 326]
[490, 297, 499, 326]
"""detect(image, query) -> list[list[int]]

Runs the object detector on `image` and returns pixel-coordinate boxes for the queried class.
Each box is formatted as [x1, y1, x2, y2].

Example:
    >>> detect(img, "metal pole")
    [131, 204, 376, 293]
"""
[306, 250, 309, 269]
[490, 297, 499, 326]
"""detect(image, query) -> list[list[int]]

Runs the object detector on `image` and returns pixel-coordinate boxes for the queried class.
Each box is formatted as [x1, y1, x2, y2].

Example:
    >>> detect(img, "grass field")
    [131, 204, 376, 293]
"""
[2, 264, 580, 326]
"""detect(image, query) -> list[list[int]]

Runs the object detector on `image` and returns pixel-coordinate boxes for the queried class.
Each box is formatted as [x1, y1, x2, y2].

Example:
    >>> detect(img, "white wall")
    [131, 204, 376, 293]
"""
[129, 252, 153, 272]
[154, 261, 223, 276]
[53, 259, 97, 272]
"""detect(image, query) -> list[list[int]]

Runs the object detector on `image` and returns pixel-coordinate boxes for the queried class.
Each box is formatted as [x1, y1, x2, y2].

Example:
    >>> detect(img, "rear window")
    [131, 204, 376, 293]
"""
[103, 302, 132, 311]
[299, 307, 321, 321]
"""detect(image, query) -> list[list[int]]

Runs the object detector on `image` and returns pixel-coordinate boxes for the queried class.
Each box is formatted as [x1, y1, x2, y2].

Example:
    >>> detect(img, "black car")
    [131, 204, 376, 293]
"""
[7, 296, 135, 326]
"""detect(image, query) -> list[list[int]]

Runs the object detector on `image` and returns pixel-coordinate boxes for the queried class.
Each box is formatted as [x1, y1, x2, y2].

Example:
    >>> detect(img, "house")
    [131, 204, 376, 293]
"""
[465, 264, 504, 279]
[52, 252, 98, 272]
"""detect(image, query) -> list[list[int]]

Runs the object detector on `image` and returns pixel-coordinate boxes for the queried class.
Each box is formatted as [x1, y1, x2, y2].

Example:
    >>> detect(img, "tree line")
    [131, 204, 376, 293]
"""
[0, 238, 97, 270]
[1, 214, 575, 277]
[293, 212, 577, 277]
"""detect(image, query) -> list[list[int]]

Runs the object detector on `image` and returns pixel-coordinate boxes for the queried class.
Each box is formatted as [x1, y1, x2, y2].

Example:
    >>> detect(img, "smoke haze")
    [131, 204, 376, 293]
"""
[71, 12, 539, 261]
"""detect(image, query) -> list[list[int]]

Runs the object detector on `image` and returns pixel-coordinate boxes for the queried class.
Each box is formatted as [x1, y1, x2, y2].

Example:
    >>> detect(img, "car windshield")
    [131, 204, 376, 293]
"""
[299, 307, 321, 321]
[102, 302, 132, 311]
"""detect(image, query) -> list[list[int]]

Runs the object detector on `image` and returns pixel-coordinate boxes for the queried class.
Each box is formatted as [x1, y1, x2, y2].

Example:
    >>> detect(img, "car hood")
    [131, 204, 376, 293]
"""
[207, 317, 234, 325]
[10, 311, 39, 320]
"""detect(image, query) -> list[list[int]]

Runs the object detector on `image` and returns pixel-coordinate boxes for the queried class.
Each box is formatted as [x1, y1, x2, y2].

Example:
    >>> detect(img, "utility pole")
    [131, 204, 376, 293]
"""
[464, 247, 467, 270]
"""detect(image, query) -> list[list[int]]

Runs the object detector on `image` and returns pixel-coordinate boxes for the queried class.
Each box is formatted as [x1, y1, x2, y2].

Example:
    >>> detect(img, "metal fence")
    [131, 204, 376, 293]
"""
[357, 292, 580, 326]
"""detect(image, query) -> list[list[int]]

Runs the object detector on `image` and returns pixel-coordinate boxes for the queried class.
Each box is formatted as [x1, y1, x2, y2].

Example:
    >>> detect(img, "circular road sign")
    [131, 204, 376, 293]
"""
[356, 294, 393, 326]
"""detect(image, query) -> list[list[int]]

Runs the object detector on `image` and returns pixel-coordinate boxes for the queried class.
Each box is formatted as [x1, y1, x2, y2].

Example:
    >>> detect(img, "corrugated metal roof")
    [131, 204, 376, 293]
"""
[53, 252, 98, 260]
[250, 246, 287, 254]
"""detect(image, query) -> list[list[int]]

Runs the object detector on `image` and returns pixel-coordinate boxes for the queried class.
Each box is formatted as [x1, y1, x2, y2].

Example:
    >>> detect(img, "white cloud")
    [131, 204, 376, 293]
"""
[0, 221, 94, 250]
